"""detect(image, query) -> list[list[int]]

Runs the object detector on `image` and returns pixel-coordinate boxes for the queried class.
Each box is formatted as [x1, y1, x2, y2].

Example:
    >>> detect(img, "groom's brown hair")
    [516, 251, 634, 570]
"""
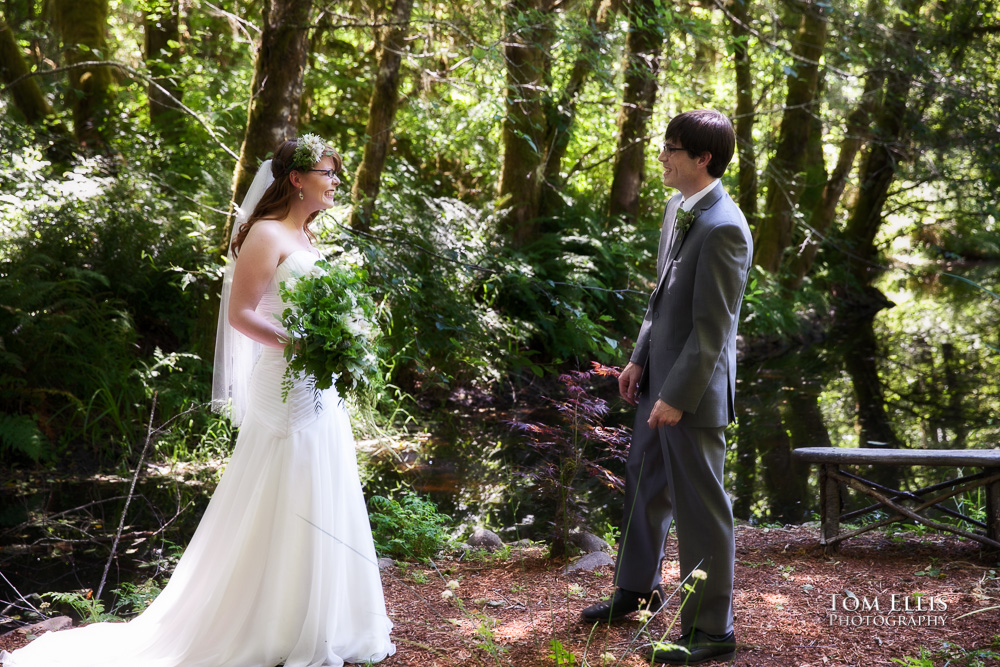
[665, 109, 735, 179]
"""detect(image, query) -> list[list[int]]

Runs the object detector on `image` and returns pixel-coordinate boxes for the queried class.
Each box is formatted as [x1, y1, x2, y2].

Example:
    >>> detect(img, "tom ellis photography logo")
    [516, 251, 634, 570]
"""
[828, 592, 948, 627]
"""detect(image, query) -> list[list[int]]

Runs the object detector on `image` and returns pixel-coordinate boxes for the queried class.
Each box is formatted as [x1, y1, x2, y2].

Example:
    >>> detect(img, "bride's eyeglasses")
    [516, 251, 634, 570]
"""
[308, 169, 340, 179]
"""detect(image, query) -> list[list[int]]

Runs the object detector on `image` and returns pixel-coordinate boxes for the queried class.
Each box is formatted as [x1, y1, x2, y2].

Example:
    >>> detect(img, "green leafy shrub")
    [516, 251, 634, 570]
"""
[368, 493, 452, 561]
[483, 208, 646, 369]
[0, 152, 216, 461]
[340, 184, 649, 400]
[0, 254, 142, 459]
[344, 194, 515, 396]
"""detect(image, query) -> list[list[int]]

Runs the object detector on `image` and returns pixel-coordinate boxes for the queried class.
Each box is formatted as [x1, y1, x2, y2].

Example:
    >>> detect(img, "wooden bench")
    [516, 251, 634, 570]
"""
[791, 447, 1000, 552]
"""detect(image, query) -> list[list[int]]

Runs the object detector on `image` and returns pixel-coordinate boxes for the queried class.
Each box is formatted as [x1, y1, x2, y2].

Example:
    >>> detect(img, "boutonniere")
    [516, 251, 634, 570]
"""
[675, 208, 696, 236]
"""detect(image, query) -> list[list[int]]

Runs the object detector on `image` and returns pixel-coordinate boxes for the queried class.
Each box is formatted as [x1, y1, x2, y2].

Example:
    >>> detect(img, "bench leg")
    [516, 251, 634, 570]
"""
[987, 476, 1000, 549]
[819, 463, 841, 553]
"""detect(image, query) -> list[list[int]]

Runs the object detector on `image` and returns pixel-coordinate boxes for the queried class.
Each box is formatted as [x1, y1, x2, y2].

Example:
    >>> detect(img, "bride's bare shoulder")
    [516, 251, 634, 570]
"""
[242, 219, 289, 247]
[246, 217, 283, 236]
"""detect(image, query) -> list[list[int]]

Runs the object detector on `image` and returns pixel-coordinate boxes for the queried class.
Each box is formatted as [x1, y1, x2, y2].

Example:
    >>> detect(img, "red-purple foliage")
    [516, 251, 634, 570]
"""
[507, 362, 631, 557]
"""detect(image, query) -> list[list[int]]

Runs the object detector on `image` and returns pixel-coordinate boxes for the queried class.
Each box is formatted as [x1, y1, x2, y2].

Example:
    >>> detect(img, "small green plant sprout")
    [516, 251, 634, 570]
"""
[472, 612, 506, 658]
[548, 638, 577, 666]
[890, 647, 935, 666]
[891, 636, 1000, 666]
[650, 641, 690, 660]
[464, 541, 513, 564]
[567, 583, 585, 598]
[915, 566, 944, 578]
[681, 568, 709, 595]
[641, 567, 708, 659]
[599, 651, 616, 665]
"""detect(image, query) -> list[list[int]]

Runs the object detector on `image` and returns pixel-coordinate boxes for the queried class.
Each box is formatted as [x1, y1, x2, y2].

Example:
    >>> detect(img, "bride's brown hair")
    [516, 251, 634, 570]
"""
[231, 138, 343, 256]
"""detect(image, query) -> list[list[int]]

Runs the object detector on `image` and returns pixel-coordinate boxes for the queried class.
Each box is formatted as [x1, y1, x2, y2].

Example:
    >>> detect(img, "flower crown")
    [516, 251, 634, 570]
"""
[290, 133, 336, 171]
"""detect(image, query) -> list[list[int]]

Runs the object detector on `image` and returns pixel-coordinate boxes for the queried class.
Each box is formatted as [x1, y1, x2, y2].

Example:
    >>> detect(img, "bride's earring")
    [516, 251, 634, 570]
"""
[298, 188, 304, 200]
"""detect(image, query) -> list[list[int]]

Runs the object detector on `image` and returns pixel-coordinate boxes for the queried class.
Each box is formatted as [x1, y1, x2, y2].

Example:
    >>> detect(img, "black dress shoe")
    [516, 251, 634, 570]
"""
[647, 629, 736, 664]
[579, 585, 665, 623]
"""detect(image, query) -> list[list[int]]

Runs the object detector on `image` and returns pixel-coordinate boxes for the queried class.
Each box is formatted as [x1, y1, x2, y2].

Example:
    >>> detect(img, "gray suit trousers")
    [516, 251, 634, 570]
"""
[613, 390, 735, 636]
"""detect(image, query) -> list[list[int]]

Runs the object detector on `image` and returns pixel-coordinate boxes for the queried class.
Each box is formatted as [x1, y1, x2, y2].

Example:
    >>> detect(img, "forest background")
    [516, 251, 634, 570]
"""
[1, 0, 999, 534]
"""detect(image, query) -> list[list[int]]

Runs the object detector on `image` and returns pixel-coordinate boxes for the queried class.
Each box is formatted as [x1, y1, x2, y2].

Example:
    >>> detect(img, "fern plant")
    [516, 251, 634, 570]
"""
[0, 413, 46, 461]
[111, 580, 163, 618]
[44, 591, 121, 624]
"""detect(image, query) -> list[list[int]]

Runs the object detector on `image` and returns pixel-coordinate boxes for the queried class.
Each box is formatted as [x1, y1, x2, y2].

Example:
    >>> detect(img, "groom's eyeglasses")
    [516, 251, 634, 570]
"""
[662, 145, 690, 156]
[309, 169, 339, 179]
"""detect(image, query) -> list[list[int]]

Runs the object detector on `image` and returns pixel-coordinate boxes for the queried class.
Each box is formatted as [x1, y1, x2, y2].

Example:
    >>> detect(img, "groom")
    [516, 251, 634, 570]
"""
[581, 110, 752, 665]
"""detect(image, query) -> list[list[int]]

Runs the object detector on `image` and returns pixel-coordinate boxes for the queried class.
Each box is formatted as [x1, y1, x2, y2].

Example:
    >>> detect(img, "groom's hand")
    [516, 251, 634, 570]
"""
[647, 399, 682, 429]
[618, 362, 642, 405]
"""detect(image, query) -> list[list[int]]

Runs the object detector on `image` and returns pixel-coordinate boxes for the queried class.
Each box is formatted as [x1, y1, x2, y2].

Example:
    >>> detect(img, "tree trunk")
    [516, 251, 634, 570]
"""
[51, 0, 114, 147]
[224, 0, 314, 251]
[537, 0, 618, 216]
[0, 18, 52, 124]
[348, 0, 415, 232]
[842, 318, 903, 489]
[198, 0, 312, 364]
[939, 342, 968, 450]
[728, 0, 757, 227]
[772, 376, 826, 522]
[497, 0, 554, 248]
[144, 0, 183, 132]
[784, 69, 885, 289]
[843, 0, 924, 283]
[752, 0, 827, 274]
[607, 0, 662, 225]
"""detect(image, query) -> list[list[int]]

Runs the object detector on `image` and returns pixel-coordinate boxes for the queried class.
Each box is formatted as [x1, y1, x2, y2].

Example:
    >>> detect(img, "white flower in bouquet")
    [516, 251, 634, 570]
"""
[346, 309, 373, 339]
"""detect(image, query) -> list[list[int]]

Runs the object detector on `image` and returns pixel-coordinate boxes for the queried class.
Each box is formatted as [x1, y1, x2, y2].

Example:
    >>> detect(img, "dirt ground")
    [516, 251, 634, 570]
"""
[378, 525, 1000, 666]
[3, 525, 998, 666]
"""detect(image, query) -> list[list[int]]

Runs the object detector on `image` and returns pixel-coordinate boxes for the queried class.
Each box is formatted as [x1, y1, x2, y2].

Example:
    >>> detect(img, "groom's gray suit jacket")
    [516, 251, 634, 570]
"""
[630, 181, 753, 426]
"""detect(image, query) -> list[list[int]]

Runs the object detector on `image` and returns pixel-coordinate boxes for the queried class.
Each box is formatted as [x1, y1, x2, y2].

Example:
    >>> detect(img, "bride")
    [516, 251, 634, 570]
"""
[0, 136, 396, 667]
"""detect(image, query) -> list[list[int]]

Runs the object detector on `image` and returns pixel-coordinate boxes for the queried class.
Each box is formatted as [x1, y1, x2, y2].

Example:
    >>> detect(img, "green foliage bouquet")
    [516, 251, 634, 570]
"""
[277, 259, 382, 408]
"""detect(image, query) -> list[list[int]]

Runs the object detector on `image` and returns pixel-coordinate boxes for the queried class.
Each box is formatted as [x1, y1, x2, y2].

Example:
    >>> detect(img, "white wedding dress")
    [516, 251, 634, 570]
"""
[1, 250, 395, 667]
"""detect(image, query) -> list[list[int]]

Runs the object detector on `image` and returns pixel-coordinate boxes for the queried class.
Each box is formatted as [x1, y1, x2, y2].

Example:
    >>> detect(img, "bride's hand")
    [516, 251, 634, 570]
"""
[281, 334, 305, 356]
